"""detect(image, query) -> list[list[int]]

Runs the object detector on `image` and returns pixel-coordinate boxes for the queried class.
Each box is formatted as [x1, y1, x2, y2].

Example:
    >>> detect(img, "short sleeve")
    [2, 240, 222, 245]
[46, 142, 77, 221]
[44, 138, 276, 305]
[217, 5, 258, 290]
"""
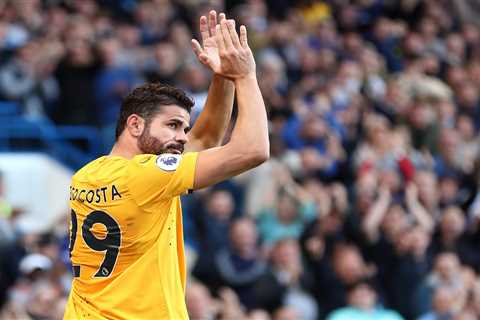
[127, 152, 198, 207]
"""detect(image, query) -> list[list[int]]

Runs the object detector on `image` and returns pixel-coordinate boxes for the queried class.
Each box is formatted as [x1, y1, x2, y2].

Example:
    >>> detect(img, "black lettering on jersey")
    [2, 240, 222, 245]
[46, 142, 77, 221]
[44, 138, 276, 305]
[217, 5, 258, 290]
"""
[101, 187, 108, 202]
[72, 188, 79, 201]
[69, 209, 81, 277]
[70, 185, 123, 204]
[78, 190, 86, 202]
[86, 190, 95, 203]
[111, 185, 122, 201]
[69, 209, 77, 258]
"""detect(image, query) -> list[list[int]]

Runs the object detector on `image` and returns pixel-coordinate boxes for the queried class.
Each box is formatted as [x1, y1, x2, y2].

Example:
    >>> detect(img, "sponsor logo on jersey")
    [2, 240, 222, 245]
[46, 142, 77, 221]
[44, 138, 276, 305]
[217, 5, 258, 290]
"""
[156, 154, 181, 171]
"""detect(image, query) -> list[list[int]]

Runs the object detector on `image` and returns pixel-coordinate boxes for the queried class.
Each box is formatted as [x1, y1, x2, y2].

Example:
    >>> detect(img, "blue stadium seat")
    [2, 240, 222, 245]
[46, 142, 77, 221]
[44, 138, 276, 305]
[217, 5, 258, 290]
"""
[0, 103, 102, 169]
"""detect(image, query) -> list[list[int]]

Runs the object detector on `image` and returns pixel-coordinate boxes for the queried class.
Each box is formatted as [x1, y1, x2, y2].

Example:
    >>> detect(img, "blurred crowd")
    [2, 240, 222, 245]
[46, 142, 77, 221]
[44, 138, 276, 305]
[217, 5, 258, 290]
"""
[2, 0, 480, 319]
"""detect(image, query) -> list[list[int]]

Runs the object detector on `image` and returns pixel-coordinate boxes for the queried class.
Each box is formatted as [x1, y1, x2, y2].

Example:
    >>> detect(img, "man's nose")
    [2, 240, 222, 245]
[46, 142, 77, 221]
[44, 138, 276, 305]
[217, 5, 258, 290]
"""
[176, 130, 188, 144]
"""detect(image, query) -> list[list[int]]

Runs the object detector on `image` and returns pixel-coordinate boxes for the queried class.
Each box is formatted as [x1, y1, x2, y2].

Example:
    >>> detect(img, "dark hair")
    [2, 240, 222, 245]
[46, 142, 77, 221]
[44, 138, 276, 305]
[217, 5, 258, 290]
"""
[115, 83, 194, 139]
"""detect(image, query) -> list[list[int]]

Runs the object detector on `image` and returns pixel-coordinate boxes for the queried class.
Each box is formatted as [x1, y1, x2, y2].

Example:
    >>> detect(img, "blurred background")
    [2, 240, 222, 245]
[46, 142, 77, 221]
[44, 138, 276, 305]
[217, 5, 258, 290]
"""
[1, 0, 480, 319]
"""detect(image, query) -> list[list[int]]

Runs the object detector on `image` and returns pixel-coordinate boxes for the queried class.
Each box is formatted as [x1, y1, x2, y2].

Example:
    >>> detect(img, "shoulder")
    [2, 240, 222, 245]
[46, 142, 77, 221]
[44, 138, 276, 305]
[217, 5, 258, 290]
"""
[380, 310, 405, 320]
[326, 308, 357, 320]
[72, 156, 128, 182]
[131, 154, 157, 166]
[72, 156, 106, 179]
[129, 154, 182, 172]
[130, 153, 198, 172]
[154, 154, 183, 171]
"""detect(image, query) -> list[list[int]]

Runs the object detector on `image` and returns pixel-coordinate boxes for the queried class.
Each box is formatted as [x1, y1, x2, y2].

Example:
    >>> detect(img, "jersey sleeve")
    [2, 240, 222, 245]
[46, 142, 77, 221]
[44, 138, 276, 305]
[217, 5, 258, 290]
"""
[127, 152, 198, 207]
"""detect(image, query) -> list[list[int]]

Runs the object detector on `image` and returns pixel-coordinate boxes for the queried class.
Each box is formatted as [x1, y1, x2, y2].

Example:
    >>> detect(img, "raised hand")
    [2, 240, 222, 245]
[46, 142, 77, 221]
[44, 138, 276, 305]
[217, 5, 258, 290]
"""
[405, 182, 419, 204]
[204, 19, 255, 80]
[191, 10, 224, 72]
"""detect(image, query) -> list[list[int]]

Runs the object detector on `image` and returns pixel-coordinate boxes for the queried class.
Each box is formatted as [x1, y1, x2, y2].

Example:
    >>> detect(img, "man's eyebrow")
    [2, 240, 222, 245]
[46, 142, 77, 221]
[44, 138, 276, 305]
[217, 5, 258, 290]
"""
[168, 117, 188, 124]
[169, 118, 191, 131]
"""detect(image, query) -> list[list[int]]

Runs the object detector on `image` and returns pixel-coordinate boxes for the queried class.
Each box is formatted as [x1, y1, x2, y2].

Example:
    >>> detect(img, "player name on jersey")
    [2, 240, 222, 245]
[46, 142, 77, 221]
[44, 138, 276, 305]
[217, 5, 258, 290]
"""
[70, 185, 122, 204]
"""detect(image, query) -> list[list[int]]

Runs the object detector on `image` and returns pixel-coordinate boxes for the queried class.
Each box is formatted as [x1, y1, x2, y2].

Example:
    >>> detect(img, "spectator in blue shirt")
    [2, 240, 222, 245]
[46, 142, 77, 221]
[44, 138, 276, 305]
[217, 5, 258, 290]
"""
[327, 278, 404, 320]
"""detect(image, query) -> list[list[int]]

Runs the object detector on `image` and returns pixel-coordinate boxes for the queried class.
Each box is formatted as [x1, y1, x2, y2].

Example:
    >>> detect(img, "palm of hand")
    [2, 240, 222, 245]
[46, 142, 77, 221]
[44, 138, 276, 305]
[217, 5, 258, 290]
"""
[193, 14, 254, 79]
[203, 37, 221, 73]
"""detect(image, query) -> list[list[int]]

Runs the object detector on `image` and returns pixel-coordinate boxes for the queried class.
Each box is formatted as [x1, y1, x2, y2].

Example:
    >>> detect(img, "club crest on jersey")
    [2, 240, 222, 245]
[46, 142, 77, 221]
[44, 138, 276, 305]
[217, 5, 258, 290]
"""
[156, 154, 181, 171]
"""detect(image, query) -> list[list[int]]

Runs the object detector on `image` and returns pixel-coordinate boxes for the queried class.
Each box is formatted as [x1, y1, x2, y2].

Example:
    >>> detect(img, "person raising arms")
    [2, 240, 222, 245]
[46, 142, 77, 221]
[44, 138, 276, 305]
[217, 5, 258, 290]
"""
[64, 14, 269, 320]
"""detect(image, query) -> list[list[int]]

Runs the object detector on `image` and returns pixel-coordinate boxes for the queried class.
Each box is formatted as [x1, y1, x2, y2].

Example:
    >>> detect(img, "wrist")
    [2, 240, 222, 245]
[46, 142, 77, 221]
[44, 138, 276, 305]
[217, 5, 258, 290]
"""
[234, 72, 257, 84]
[212, 74, 233, 83]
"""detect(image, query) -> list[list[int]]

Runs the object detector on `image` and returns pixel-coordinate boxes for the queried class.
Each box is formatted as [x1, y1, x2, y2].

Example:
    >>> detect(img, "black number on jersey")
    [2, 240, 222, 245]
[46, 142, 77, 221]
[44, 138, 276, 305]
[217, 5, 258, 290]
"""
[69, 209, 78, 258]
[69, 210, 80, 277]
[69, 210, 121, 278]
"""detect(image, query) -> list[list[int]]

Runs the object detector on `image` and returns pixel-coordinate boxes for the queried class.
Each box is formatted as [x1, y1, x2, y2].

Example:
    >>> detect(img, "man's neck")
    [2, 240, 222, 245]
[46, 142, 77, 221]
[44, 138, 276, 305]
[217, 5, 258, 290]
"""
[110, 142, 140, 159]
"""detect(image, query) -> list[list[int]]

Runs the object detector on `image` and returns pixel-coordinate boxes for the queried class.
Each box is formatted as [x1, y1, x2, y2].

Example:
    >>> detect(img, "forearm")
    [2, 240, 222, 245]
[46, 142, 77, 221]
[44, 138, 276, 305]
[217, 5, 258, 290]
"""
[192, 75, 269, 190]
[186, 75, 234, 151]
[228, 75, 269, 159]
[284, 182, 312, 204]
[407, 200, 434, 232]
[362, 198, 389, 241]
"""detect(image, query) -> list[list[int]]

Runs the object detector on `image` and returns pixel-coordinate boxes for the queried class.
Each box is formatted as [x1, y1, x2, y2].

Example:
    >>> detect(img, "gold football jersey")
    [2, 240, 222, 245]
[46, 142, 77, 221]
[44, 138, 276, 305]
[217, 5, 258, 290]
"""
[63, 152, 198, 319]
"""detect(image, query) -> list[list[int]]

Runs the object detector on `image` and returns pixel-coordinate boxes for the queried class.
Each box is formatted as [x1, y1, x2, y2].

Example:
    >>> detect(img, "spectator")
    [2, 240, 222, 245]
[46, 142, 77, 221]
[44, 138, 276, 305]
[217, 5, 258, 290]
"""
[94, 36, 141, 152]
[0, 40, 58, 119]
[431, 206, 480, 270]
[195, 218, 267, 310]
[418, 286, 456, 320]
[310, 243, 377, 316]
[326, 278, 404, 320]
[272, 306, 300, 320]
[2, 1, 480, 319]
[52, 19, 99, 126]
[269, 238, 317, 319]
[257, 177, 316, 246]
[193, 189, 236, 277]
[186, 281, 218, 320]
[415, 252, 468, 317]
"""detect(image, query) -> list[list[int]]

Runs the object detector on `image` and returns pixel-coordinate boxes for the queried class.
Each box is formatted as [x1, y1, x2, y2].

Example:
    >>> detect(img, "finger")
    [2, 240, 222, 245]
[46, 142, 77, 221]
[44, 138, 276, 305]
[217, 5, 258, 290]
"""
[199, 15, 209, 43]
[218, 12, 226, 23]
[198, 53, 210, 66]
[239, 25, 248, 48]
[215, 24, 226, 53]
[191, 39, 204, 58]
[191, 40, 211, 67]
[221, 19, 234, 50]
[209, 10, 217, 36]
[227, 20, 241, 49]
[216, 13, 226, 42]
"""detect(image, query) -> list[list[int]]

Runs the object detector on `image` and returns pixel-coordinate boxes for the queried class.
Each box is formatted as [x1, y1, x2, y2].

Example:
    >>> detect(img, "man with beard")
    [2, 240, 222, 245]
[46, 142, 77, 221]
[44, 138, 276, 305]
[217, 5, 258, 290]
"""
[63, 14, 269, 320]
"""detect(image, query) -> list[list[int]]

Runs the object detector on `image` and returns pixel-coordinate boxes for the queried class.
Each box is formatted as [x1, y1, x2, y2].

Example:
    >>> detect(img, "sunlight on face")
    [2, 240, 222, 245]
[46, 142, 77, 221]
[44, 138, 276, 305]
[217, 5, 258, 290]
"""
[137, 105, 191, 155]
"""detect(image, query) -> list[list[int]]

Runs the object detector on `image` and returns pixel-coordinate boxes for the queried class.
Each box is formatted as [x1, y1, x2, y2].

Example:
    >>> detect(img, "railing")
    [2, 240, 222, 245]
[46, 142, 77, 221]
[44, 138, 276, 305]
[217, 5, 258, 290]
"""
[0, 101, 102, 169]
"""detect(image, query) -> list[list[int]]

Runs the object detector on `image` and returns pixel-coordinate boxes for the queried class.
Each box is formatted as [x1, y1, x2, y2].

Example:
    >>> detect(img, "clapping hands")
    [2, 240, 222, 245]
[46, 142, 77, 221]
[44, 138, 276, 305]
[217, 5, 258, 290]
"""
[192, 11, 255, 80]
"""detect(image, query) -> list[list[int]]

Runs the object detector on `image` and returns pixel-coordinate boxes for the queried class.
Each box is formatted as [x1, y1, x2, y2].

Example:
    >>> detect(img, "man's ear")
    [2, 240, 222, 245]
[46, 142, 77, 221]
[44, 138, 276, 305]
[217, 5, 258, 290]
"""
[126, 114, 145, 137]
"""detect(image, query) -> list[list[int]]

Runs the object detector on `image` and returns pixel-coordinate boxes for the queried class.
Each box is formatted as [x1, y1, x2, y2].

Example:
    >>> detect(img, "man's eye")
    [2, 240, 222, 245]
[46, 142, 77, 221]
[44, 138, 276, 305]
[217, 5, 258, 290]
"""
[168, 123, 177, 129]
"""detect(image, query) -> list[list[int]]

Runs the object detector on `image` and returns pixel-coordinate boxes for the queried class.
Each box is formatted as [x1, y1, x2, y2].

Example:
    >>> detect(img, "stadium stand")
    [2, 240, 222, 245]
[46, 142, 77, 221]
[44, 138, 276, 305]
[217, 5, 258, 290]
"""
[2, 0, 480, 319]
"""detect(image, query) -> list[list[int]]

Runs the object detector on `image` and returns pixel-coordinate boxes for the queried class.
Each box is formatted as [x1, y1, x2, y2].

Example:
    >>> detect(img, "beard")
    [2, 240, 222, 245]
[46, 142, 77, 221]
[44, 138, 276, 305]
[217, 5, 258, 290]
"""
[137, 127, 184, 155]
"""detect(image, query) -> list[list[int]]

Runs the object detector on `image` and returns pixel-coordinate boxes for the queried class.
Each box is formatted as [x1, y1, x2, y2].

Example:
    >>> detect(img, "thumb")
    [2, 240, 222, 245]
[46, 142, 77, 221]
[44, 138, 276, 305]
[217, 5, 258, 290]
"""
[191, 39, 203, 58]
[198, 53, 211, 66]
